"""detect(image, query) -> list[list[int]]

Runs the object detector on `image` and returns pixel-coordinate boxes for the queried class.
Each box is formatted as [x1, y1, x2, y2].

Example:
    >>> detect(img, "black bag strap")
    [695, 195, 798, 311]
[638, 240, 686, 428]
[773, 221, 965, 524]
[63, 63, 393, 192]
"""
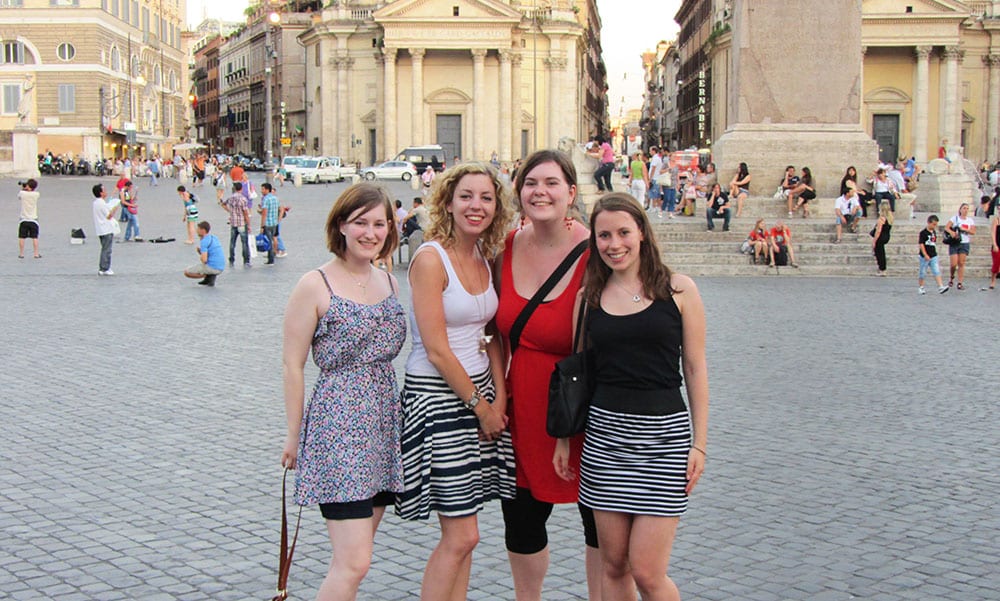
[571, 301, 589, 354]
[508, 240, 587, 355]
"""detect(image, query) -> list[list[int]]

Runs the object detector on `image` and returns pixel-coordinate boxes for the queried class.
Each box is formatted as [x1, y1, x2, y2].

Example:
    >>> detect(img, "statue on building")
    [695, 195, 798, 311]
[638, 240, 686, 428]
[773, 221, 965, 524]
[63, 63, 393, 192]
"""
[17, 75, 36, 125]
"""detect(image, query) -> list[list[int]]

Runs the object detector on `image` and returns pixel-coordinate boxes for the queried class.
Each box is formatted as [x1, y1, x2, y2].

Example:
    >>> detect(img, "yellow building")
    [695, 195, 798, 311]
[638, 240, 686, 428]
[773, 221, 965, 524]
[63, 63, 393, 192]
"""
[861, 0, 1000, 164]
[298, 0, 607, 165]
[0, 0, 188, 161]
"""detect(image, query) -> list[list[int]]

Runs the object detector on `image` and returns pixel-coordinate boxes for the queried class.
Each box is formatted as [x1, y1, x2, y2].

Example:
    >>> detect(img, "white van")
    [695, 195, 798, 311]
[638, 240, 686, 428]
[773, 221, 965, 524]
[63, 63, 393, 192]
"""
[394, 145, 446, 172]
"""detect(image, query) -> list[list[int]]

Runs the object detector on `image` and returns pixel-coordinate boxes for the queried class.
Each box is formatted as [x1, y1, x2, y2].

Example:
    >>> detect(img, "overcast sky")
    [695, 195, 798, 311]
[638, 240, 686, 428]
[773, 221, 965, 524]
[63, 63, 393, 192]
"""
[186, 0, 681, 117]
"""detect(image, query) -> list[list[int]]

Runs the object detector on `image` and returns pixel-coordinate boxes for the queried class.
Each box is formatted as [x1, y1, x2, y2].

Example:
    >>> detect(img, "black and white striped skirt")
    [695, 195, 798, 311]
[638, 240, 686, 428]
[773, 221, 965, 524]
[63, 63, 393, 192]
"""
[579, 405, 692, 517]
[396, 369, 516, 521]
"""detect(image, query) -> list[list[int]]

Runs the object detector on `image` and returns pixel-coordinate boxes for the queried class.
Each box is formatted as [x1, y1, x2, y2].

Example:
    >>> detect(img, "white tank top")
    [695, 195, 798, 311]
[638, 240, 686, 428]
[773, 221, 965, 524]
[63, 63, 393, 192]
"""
[405, 241, 497, 377]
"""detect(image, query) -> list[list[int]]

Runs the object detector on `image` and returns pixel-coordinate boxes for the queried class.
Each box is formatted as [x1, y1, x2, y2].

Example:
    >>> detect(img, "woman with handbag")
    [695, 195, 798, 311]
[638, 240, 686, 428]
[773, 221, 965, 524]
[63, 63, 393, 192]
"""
[946, 203, 976, 289]
[554, 193, 708, 601]
[396, 162, 516, 600]
[280, 183, 406, 599]
[494, 150, 600, 601]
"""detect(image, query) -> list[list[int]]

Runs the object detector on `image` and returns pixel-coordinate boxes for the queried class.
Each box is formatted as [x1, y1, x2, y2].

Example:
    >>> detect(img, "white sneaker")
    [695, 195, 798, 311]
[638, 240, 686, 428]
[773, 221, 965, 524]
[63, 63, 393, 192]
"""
[103, 270, 114, 276]
[787, 211, 793, 217]
[918, 286, 926, 295]
[938, 286, 949, 294]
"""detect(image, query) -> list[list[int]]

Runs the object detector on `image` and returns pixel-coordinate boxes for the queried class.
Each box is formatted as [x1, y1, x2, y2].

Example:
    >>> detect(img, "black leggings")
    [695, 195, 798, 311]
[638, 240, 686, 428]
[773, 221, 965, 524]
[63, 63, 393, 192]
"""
[501, 487, 598, 554]
[874, 241, 888, 271]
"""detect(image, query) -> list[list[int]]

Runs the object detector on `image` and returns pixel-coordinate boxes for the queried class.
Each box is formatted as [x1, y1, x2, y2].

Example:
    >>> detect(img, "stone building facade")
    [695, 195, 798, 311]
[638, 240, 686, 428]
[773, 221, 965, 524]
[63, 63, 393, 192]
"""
[0, 0, 187, 160]
[298, 0, 607, 166]
[688, 0, 1000, 171]
[640, 40, 680, 152]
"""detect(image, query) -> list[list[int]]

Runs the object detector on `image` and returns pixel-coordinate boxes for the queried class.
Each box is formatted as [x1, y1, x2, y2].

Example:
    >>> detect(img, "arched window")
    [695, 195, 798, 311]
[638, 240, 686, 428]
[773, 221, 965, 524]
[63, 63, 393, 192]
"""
[153, 64, 161, 86]
[110, 46, 121, 71]
[131, 55, 140, 78]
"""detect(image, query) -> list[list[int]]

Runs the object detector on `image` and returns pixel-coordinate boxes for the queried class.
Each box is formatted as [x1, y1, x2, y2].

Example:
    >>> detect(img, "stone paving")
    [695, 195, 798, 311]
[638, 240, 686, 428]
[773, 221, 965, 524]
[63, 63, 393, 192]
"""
[1, 173, 999, 600]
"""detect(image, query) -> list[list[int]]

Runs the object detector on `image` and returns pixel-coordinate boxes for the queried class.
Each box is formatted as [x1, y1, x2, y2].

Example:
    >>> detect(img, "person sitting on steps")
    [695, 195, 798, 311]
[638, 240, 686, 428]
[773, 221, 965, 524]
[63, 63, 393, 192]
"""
[787, 167, 816, 218]
[833, 185, 863, 243]
[768, 219, 799, 268]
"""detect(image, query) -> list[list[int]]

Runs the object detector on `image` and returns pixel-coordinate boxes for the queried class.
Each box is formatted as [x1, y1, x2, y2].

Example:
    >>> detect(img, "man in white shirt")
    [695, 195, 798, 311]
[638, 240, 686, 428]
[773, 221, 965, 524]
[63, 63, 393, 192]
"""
[647, 146, 663, 212]
[834, 186, 863, 243]
[92, 183, 121, 275]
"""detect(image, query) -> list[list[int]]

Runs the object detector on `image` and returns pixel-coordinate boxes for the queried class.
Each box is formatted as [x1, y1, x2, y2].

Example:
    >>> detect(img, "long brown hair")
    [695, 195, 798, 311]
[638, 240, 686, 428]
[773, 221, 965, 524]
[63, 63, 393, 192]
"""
[424, 162, 512, 259]
[583, 193, 675, 308]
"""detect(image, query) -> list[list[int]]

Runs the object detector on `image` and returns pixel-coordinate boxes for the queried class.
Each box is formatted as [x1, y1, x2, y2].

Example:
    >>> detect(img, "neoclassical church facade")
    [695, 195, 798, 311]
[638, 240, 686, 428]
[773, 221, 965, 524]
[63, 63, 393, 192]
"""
[299, 0, 607, 165]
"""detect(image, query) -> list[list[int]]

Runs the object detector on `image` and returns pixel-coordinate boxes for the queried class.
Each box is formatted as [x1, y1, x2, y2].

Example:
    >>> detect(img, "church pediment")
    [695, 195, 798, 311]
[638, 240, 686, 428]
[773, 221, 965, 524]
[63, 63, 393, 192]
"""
[426, 87, 472, 104]
[863, 0, 971, 15]
[375, 0, 523, 23]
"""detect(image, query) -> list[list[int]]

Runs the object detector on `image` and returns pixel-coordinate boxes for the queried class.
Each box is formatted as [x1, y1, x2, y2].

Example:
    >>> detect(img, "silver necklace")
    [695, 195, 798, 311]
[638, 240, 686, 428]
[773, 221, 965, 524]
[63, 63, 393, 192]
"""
[611, 277, 643, 303]
[452, 246, 493, 352]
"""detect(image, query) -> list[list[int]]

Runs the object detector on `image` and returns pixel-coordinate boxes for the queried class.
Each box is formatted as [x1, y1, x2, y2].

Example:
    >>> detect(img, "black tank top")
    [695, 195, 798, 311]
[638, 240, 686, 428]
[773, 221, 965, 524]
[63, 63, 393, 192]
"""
[587, 297, 685, 415]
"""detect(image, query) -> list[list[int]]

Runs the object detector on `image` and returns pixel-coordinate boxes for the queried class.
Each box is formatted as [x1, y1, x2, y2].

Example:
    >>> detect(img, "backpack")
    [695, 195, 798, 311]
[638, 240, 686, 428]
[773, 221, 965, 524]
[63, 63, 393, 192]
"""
[773, 245, 789, 266]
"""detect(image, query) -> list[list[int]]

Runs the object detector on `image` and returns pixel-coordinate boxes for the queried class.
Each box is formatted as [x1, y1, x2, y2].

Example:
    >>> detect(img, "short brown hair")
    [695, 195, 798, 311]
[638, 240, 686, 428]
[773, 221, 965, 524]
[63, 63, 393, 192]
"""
[324, 183, 398, 260]
[424, 162, 512, 259]
[513, 149, 582, 221]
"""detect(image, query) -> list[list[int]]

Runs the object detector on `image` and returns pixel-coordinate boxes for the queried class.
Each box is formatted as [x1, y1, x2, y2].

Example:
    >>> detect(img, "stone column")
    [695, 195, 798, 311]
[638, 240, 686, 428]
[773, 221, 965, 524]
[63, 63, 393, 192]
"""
[986, 54, 1000, 160]
[410, 48, 425, 146]
[511, 52, 523, 158]
[374, 51, 384, 161]
[913, 46, 932, 163]
[471, 48, 487, 160]
[953, 48, 965, 149]
[545, 56, 567, 147]
[498, 49, 512, 162]
[337, 56, 353, 158]
[383, 47, 398, 162]
[545, 56, 566, 148]
[940, 46, 960, 147]
[321, 45, 336, 155]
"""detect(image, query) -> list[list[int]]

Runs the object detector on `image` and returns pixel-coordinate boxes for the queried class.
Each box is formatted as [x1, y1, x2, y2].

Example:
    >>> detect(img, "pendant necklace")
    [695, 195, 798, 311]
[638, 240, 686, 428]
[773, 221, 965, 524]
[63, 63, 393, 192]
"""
[612, 277, 643, 303]
[453, 246, 493, 352]
[342, 261, 373, 298]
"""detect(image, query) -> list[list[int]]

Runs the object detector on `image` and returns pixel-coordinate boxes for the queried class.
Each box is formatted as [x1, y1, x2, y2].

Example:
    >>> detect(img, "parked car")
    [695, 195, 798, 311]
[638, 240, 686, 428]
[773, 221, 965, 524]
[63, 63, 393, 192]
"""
[290, 157, 341, 184]
[393, 145, 446, 172]
[361, 160, 418, 181]
[323, 156, 356, 180]
[248, 158, 264, 172]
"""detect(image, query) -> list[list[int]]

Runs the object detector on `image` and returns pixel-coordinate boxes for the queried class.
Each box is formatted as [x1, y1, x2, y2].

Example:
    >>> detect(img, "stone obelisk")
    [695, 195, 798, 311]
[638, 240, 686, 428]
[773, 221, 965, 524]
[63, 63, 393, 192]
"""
[712, 0, 877, 198]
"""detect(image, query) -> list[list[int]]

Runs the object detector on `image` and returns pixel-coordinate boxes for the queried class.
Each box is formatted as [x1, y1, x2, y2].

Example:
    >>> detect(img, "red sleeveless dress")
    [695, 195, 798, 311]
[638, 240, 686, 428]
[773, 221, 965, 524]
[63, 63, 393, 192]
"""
[495, 230, 588, 503]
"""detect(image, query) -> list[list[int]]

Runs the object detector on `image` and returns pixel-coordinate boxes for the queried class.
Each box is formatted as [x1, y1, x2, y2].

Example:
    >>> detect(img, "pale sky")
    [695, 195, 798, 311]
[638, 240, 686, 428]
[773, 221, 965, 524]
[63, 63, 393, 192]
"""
[186, 0, 681, 118]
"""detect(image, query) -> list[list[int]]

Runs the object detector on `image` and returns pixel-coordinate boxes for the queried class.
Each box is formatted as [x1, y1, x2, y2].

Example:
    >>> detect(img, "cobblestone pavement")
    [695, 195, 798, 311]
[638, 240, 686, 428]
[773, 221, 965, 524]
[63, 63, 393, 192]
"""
[2, 174, 999, 600]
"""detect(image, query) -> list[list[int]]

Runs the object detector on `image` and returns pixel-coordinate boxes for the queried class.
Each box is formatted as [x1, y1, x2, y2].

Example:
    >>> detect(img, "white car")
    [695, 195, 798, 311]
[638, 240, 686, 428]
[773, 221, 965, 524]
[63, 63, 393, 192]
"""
[290, 157, 340, 184]
[361, 160, 418, 181]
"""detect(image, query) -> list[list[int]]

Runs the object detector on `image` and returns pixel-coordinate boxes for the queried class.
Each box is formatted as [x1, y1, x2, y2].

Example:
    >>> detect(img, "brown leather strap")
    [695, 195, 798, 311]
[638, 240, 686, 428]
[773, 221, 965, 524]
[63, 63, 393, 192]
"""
[271, 469, 302, 601]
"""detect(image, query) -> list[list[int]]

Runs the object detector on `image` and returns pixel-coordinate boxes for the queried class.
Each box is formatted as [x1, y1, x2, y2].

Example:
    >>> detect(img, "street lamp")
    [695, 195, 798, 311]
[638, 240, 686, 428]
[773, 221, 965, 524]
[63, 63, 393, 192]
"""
[264, 10, 281, 172]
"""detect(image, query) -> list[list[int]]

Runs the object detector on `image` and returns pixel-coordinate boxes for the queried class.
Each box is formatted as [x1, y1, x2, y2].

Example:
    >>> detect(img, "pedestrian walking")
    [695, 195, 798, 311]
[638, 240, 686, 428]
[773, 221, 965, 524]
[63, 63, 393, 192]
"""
[495, 150, 599, 600]
[984, 209, 1000, 291]
[220, 182, 252, 267]
[147, 156, 160, 187]
[872, 201, 893, 276]
[259, 182, 279, 265]
[917, 215, 948, 294]
[627, 152, 649, 209]
[554, 193, 708, 601]
[17, 178, 41, 259]
[946, 203, 975, 289]
[178, 185, 200, 244]
[182, 221, 224, 286]
[396, 162, 516, 600]
[281, 183, 405, 600]
[91, 183, 120, 276]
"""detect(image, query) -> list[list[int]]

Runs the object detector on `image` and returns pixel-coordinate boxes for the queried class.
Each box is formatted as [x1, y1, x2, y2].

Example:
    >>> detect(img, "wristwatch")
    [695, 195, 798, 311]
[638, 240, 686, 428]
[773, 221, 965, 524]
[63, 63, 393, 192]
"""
[464, 388, 483, 410]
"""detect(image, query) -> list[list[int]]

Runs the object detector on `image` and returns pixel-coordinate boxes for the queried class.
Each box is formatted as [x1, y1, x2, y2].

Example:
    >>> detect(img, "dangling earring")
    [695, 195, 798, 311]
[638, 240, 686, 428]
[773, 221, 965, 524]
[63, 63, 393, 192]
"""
[564, 216, 574, 230]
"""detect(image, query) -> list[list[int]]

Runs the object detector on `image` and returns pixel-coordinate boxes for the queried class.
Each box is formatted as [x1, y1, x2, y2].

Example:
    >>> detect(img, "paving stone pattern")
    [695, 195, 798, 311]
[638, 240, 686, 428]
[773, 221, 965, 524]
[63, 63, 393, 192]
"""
[1, 175, 999, 600]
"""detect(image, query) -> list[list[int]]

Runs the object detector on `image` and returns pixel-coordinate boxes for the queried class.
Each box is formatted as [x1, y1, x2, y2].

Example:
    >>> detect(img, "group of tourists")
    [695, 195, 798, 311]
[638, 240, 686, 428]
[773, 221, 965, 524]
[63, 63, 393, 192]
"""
[281, 149, 709, 601]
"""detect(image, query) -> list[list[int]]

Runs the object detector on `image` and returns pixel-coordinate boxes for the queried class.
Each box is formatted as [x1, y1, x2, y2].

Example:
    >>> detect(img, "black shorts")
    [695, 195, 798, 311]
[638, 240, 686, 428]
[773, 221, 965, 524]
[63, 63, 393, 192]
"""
[18, 221, 39, 239]
[501, 487, 599, 554]
[799, 189, 816, 202]
[319, 491, 395, 520]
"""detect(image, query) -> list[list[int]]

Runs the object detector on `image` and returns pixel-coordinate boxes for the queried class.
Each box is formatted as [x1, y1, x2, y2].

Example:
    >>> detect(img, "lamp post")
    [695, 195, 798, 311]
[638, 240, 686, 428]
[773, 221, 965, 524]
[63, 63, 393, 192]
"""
[264, 10, 280, 172]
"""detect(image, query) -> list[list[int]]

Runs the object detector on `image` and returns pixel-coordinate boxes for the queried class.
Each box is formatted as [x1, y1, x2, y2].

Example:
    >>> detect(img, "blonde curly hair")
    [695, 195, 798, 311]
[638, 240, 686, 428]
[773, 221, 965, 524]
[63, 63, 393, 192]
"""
[423, 162, 513, 259]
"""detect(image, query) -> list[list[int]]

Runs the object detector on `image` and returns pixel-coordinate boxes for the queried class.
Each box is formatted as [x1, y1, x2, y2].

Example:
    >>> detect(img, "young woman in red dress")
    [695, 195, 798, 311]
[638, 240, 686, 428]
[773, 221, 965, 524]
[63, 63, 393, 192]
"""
[495, 150, 601, 600]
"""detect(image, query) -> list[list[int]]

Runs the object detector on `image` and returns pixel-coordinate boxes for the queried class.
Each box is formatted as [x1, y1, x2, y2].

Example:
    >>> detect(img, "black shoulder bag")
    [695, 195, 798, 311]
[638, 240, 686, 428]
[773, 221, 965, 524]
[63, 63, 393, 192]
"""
[507, 240, 588, 355]
[546, 302, 593, 438]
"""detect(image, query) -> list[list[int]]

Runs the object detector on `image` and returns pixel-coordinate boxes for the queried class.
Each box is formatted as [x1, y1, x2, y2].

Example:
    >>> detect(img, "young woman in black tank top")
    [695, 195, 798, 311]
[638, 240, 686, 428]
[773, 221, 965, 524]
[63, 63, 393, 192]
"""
[553, 193, 709, 601]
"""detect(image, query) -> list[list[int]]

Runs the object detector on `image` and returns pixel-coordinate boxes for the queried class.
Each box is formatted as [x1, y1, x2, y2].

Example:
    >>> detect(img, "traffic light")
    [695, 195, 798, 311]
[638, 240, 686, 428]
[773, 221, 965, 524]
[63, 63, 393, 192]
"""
[188, 93, 197, 109]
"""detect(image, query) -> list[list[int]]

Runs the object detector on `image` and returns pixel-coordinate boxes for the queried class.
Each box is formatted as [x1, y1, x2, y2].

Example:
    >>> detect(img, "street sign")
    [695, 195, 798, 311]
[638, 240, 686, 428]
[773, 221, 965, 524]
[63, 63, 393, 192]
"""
[280, 137, 292, 147]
